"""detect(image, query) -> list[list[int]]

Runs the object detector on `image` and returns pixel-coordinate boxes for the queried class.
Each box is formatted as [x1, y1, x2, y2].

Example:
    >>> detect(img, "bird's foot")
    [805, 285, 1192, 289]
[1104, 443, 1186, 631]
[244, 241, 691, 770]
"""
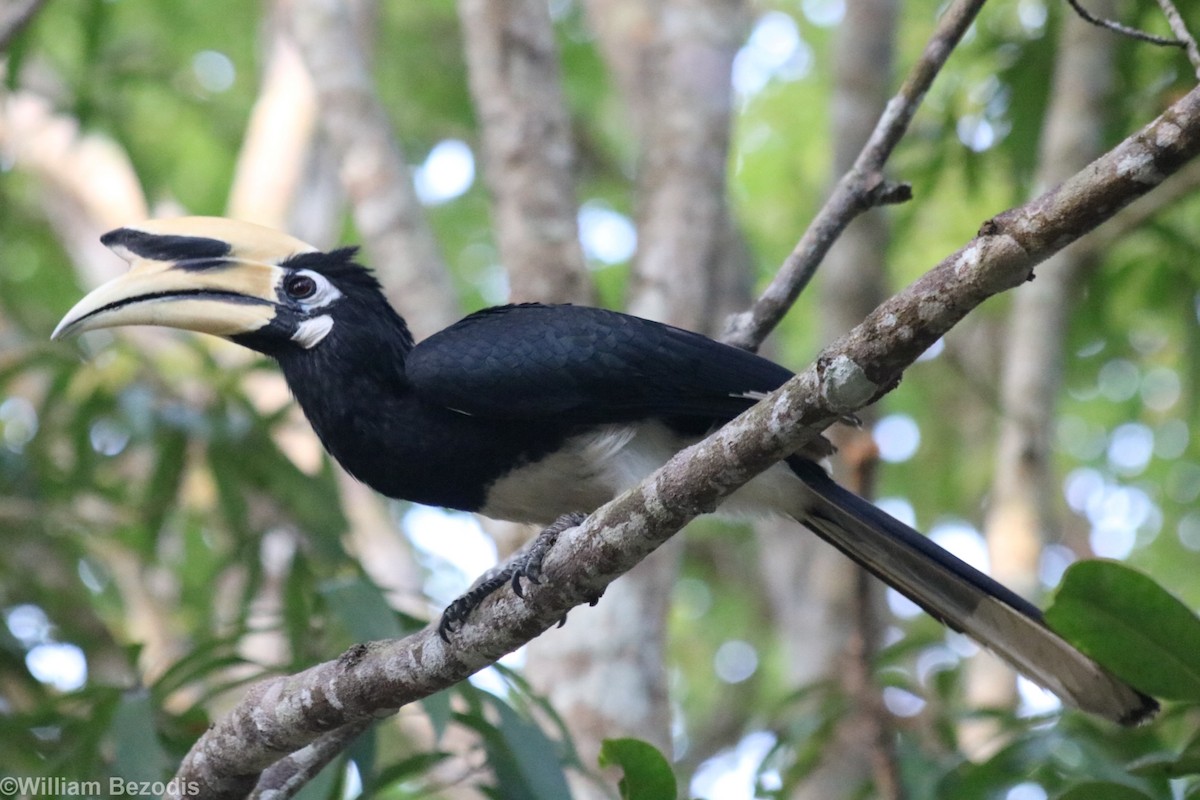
[438, 512, 588, 641]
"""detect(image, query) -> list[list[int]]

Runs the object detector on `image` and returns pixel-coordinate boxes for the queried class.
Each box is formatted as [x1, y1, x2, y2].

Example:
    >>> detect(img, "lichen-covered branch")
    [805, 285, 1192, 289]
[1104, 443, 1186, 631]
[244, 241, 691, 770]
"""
[169, 80, 1200, 800]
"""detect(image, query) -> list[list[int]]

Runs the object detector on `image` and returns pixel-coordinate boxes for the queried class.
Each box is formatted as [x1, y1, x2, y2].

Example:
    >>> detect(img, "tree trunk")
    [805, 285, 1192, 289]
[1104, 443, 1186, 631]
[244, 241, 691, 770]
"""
[290, 0, 460, 339]
[457, 0, 594, 304]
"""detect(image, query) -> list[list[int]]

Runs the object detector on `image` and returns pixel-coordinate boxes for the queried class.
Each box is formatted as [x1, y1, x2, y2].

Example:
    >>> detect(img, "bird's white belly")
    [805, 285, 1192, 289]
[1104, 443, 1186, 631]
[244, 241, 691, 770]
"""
[478, 420, 807, 525]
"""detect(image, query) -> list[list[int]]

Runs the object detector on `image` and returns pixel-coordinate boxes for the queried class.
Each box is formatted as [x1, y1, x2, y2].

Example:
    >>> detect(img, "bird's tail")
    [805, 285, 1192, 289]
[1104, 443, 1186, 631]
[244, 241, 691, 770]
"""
[787, 458, 1157, 725]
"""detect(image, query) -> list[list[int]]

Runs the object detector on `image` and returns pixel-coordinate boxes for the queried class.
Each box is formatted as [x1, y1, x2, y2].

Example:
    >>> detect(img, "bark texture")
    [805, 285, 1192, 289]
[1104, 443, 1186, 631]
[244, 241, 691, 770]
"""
[624, 0, 747, 330]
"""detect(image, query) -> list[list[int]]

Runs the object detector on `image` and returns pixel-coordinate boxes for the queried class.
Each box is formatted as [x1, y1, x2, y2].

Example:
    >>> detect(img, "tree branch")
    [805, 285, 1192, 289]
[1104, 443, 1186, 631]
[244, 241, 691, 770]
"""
[1081, 155, 1200, 255]
[722, 0, 985, 351]
[1064, 0, 1185, 50]
[169, 81, 1200, 800]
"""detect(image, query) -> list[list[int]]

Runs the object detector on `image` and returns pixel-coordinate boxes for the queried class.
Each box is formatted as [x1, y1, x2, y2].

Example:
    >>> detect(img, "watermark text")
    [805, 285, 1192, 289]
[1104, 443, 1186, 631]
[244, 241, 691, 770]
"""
[0, 776, 201, 797]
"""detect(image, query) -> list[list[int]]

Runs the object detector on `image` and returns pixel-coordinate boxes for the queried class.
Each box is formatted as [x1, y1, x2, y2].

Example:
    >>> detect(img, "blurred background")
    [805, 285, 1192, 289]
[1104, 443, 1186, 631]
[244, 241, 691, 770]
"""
[3, 0, 1200, 797]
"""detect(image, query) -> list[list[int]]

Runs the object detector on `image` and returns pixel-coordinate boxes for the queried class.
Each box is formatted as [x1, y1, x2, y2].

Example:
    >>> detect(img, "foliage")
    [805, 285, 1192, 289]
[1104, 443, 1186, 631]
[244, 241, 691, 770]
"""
[599, 738, 679, 800]
[1047, 561, 1200, 703]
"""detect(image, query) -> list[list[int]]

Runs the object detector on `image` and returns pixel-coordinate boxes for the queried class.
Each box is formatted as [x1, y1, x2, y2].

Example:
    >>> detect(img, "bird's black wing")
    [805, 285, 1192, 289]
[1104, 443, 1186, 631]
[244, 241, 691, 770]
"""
[406, 304, 793, 423]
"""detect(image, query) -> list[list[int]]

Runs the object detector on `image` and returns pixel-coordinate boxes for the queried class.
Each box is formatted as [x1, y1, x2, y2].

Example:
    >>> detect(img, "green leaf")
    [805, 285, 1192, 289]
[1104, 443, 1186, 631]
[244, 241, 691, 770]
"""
[149, 637, 249, 698]
[320, 577, 406, 643]
[1055, 781, 1154, 800]
[110, 692, 172, 783]
[291, 754, 342, 800]
[139, 427, 188, 541]
[490, 698, 573, 800]
[1045, 560, 1200, 701]
[422, 688, 453, 742]
[598, 738, 677, 800]
[372, 751, 452, 789]
[453, 691, 572, 800]
[1129, 727, 1200, 779]
[347, 725, 376, 794]
[490, 664, 585, 770]
[1128, 750, 1200, 779]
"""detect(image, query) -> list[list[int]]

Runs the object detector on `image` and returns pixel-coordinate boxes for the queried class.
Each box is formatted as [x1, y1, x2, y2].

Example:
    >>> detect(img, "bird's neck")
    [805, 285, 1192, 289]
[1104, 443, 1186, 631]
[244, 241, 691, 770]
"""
[275, 307, 416, 457]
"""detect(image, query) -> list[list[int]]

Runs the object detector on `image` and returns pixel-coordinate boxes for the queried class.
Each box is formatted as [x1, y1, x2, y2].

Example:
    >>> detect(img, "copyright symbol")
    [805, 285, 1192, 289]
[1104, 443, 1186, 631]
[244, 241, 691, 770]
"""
[0, 777, 18, 796]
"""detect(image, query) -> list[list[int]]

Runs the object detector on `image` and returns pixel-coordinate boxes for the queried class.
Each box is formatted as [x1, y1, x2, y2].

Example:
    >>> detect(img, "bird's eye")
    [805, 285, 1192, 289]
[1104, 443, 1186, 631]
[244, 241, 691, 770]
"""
[284, 273, 318, 300]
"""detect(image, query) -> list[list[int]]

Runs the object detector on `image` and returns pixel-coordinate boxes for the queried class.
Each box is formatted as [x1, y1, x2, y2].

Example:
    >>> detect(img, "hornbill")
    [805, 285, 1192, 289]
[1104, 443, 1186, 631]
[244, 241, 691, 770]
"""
[53, 217, 1156, 725]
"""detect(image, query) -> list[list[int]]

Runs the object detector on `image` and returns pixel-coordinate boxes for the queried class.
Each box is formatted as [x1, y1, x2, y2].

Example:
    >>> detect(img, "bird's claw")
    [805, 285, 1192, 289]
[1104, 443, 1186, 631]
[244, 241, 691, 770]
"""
[437, 512, 587, 640]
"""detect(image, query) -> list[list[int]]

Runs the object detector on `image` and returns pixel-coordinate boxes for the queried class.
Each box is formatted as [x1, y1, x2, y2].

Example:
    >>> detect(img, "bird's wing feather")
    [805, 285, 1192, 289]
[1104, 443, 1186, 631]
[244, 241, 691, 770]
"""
[406, 304, 794, 422]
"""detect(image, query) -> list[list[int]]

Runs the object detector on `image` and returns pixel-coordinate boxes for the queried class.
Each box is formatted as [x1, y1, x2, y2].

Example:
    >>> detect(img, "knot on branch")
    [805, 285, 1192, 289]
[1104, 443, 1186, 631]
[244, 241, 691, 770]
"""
[870, 179, 913, 207]
[817, 354, 879, 411]
[856, 172, 913, 210]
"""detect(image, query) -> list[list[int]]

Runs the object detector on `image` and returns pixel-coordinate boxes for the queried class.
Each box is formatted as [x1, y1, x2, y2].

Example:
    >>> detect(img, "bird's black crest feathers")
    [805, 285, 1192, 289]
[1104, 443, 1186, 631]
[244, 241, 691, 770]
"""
[281, 248, 381, 292]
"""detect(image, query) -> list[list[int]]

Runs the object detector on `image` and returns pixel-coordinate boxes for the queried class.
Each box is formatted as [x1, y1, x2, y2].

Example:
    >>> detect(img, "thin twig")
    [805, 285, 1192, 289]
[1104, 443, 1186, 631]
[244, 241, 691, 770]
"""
[1153, 0, 1200, 78]
[1064, 0, 1184, 50]
[722, 0, 987, 351]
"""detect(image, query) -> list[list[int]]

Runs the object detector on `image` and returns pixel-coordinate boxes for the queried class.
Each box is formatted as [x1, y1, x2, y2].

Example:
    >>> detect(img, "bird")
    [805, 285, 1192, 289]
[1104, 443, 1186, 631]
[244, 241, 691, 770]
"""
[53, 216, 1156, 725]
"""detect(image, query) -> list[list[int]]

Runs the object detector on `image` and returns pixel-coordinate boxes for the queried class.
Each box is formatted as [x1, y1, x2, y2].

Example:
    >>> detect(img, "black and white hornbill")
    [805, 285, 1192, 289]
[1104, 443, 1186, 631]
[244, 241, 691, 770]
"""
[53, 217, 1155, 724]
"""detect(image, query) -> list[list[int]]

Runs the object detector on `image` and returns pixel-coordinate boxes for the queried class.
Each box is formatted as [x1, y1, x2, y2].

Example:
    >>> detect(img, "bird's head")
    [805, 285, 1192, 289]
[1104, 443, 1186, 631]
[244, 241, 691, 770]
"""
[52, 217, 397, 358]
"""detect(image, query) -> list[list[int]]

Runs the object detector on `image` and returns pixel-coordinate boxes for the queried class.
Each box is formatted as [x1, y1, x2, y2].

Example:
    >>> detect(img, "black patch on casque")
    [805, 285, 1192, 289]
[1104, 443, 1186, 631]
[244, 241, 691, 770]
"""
[101, 228, 231, 263]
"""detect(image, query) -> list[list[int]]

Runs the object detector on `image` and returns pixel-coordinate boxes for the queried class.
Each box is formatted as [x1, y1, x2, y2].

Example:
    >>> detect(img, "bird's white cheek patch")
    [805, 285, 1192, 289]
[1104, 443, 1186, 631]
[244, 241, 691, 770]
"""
[292, 315, 334, 349]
